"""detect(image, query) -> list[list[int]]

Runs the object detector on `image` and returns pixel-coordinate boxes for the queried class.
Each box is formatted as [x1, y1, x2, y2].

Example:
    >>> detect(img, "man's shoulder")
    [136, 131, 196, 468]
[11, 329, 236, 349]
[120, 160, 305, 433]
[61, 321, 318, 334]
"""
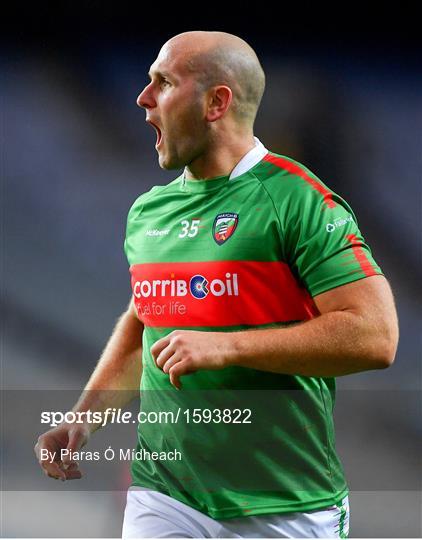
[126, 174, 182, 217]
[256, 151, 324, 186]
[256, 151, 357, 228]
[135, 174, 182, 203]
[254, 150, 332, 201]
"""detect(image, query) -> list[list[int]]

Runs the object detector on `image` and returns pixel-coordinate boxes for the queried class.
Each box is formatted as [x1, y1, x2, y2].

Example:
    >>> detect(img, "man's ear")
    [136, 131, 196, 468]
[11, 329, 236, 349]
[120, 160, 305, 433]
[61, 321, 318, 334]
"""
[206, 86, 233, 122]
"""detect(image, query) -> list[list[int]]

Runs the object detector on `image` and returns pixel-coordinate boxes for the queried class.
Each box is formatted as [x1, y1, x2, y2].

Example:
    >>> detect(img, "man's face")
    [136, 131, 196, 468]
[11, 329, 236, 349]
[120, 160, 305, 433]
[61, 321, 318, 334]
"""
[137, 45, 208, 170]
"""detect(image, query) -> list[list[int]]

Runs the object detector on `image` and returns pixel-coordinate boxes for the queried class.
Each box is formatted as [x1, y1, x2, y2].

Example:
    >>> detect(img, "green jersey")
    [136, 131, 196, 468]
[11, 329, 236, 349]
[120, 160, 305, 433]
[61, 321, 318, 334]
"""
[124, 148, 382, 519]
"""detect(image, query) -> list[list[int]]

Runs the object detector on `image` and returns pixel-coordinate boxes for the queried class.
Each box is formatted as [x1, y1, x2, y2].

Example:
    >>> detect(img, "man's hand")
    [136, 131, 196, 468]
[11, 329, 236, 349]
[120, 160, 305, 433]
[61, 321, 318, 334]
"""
[34, 423, 90, 481]
[150, 330, 232, 389]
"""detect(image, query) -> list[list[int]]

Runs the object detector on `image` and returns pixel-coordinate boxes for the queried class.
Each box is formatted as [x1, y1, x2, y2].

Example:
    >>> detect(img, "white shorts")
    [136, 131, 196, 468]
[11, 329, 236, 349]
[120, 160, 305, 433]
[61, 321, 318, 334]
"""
[122, 488, 350, 538]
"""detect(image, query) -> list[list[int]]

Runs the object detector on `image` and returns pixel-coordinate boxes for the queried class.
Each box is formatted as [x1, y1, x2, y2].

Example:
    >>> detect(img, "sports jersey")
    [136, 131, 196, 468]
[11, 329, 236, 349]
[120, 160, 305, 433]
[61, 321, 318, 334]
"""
[123, 139, 382, 520]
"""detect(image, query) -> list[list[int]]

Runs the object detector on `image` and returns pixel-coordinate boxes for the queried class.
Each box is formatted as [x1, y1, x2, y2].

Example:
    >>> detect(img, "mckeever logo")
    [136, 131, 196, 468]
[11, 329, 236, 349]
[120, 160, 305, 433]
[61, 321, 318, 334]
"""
[145, 228, 170, 237]
[213, 213, 238, 245]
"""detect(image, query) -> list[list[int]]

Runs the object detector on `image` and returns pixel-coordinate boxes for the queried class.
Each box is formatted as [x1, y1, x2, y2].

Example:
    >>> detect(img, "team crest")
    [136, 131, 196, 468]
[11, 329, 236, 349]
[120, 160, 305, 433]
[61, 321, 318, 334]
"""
[213, 213, 239, 245]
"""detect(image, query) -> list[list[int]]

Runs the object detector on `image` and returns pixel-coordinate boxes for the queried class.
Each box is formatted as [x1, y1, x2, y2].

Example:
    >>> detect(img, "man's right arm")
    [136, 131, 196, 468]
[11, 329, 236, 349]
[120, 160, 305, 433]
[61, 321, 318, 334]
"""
[34, 296, 144, 480]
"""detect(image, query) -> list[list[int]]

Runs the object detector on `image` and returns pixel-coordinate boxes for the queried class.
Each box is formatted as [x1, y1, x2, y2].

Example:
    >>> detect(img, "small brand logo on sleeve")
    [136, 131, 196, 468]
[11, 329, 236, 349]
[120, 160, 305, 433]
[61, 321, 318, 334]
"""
[326, 215, 354, 233]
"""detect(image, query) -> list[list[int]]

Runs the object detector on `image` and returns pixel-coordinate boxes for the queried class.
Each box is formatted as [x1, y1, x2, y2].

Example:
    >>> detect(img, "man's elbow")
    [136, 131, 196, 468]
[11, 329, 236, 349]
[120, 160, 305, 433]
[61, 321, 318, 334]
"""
[375, 339, 398, 369]
[369, 323, 399, 370]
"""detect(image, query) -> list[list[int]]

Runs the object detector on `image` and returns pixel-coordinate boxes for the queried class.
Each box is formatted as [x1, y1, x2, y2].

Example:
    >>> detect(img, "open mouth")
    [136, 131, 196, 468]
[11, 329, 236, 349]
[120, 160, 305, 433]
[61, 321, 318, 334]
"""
[147, 120, 162, 147]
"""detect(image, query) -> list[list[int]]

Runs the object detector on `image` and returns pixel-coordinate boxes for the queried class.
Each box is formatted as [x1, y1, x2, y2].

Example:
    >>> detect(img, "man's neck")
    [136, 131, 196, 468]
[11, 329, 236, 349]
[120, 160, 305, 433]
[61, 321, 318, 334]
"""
[184, 135, 256, 180]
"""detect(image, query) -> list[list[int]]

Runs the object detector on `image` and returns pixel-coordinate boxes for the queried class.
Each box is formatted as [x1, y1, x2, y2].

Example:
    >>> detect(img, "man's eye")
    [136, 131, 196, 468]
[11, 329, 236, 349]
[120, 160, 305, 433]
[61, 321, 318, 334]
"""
[160, 79, 171, 88]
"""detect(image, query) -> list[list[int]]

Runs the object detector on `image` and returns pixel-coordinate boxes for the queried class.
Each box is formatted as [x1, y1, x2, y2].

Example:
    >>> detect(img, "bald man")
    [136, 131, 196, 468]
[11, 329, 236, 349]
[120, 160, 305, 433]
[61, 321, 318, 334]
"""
[35, 31, 398, 538]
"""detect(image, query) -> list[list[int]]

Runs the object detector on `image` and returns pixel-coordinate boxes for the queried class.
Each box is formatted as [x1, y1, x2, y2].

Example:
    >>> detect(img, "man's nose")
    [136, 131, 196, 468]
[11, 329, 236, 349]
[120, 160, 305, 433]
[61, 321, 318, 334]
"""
[137, 83, 155, 109]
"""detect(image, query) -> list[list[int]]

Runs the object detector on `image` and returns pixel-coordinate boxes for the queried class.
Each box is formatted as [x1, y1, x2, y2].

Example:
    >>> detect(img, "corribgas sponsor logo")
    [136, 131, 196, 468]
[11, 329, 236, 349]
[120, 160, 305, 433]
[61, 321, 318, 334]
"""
[133, 273, 239, 300]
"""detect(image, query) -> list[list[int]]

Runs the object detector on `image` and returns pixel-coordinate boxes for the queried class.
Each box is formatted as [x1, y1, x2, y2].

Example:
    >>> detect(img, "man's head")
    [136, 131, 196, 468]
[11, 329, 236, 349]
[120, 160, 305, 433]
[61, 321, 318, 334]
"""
[137, 31, 265, 170]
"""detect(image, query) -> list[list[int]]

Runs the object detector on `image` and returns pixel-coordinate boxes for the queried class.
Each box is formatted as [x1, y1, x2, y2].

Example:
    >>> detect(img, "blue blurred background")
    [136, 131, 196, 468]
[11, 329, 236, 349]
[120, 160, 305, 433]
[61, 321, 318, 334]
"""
[2, 4, 421, 537]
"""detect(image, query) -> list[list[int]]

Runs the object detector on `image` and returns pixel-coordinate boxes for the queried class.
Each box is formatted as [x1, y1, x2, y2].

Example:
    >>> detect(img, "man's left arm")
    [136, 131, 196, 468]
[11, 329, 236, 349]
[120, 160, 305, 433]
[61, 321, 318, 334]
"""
[151, 274, 398, 388]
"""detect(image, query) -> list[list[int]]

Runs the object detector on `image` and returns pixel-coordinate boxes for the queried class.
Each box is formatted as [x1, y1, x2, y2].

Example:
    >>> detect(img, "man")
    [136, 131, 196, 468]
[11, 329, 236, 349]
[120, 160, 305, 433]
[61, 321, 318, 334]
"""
[35, 31, 399, 538]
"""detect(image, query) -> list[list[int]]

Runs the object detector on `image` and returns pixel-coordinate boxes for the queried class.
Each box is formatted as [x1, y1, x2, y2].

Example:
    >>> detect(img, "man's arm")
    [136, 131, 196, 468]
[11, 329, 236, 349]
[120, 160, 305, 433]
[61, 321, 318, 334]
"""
[151, 275, 399, 387]
[34, 296, 144, 480]
[227, 274, 398, 377]
[72, 296, 143, 426]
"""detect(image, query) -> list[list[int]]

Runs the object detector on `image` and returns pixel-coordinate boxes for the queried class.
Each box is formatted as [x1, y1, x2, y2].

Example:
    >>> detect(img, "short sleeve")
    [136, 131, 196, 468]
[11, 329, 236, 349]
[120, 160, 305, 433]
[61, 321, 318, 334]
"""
[123, 195, 144, 265]
[280, 180, 383, 298]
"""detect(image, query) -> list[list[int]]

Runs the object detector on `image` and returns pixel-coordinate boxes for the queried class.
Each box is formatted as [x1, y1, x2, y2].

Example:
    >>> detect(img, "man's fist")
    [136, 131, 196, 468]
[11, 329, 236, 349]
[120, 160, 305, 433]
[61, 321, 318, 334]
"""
[150, 330, 235, 389]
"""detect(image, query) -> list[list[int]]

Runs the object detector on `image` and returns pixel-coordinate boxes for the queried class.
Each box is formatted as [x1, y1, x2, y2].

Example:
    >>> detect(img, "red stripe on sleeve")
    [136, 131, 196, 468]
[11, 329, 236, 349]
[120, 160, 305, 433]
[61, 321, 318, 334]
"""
[263, 153, 336, 208]
[346, 234, 376, 277]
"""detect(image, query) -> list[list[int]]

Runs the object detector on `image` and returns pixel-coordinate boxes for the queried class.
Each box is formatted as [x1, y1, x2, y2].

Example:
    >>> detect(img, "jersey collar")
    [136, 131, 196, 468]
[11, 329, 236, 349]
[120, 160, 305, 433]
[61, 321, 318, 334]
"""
[228, 137, 268, 180]
[182, 137, 268, 182]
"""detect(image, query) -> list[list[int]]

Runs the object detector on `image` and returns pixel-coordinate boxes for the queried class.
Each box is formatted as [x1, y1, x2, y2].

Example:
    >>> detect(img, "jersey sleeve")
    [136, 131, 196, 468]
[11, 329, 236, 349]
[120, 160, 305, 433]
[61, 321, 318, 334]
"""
[123, 198, 138, 264]
[123, 192, 147, 265]
[277, 173, 383, 298]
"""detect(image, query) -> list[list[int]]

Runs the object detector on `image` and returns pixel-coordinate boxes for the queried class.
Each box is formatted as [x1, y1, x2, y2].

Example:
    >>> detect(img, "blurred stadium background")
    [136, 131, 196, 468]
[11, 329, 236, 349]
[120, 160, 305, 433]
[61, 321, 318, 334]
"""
[2, 4, 421, 538]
